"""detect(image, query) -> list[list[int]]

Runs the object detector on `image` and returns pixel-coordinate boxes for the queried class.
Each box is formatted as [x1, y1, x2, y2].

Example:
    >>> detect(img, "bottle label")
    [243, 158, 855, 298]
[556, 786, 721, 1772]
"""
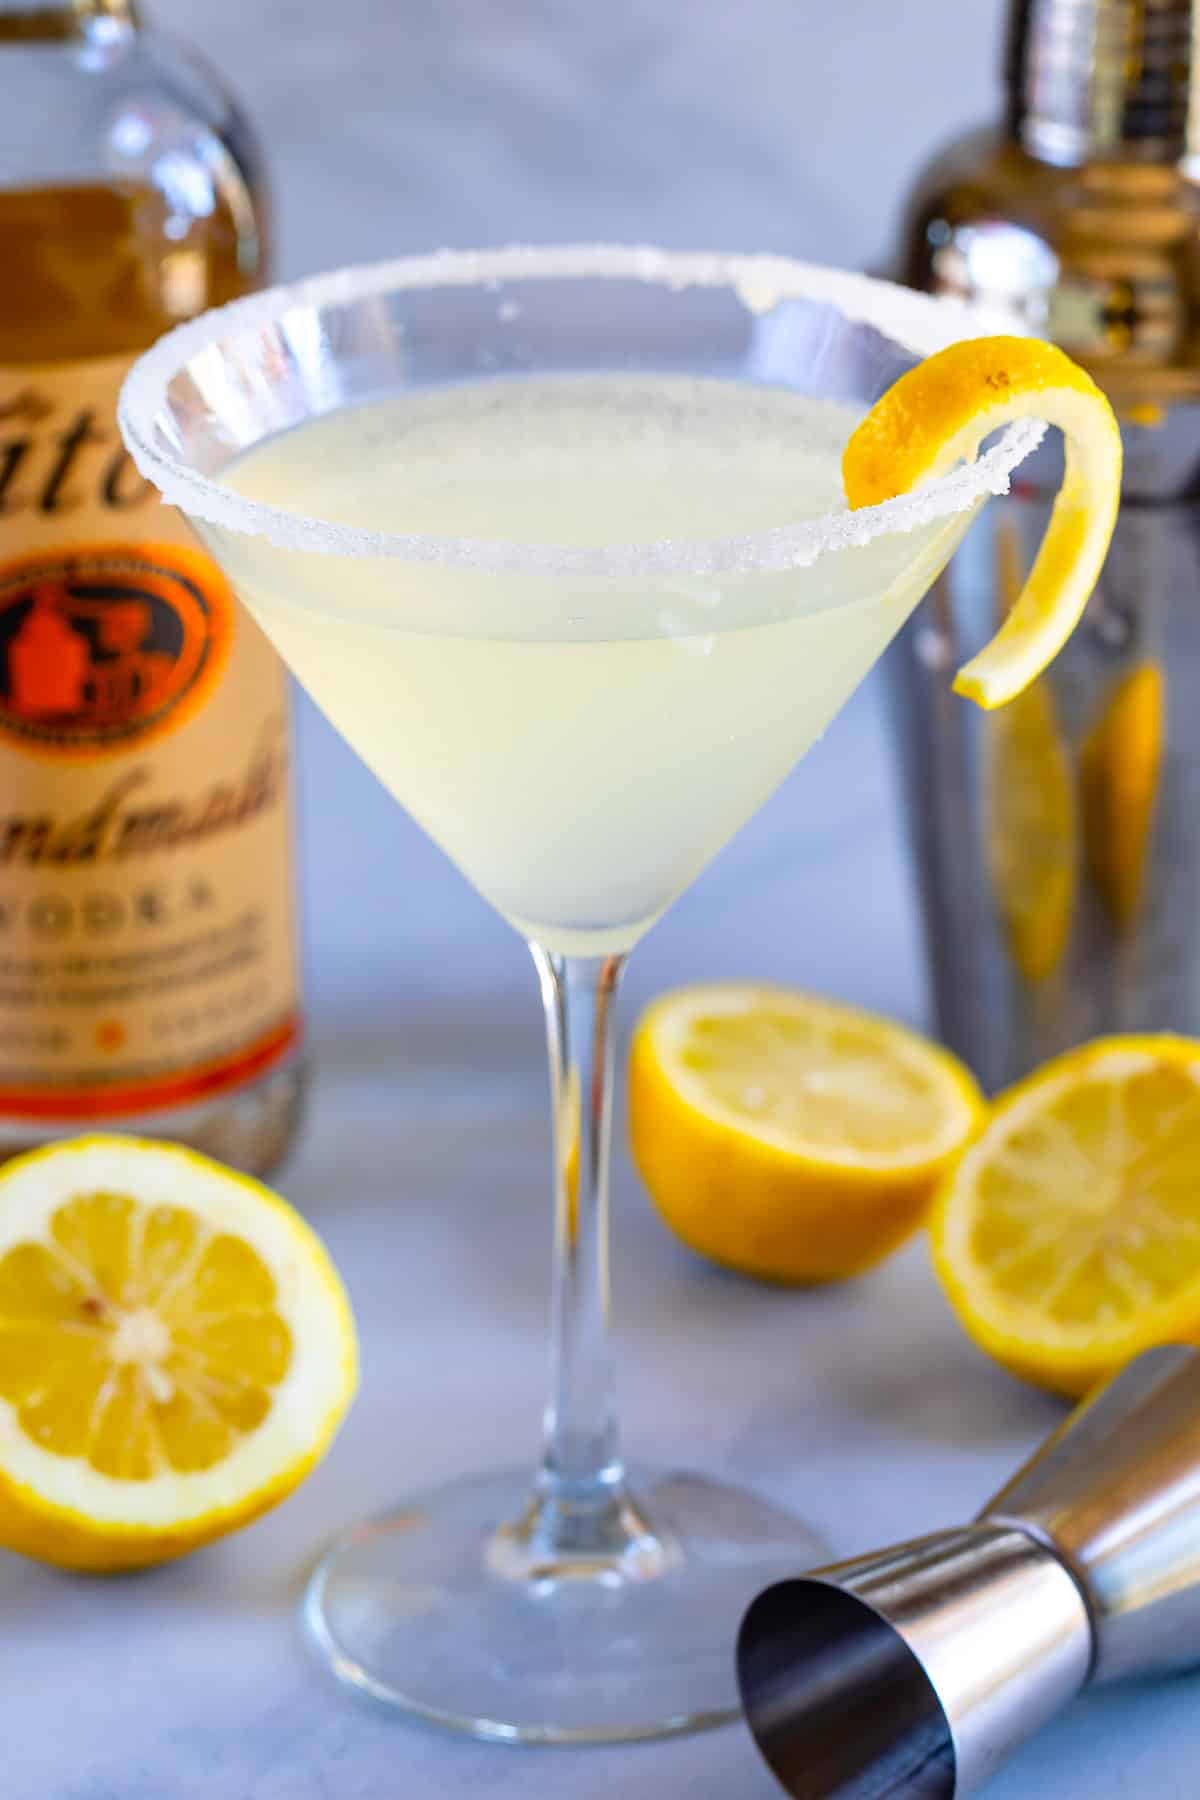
[0, 353, 300, 1120]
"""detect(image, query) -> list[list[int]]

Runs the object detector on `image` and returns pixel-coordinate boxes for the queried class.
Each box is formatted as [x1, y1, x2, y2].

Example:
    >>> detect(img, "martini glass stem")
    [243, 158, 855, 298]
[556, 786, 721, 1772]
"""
[539, 947, 622, 1495]
[492, 947, 667, 1578]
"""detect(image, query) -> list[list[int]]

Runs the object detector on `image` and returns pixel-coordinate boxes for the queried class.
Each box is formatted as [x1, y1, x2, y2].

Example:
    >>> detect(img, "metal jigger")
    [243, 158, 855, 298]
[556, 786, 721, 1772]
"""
[736, 1345, 1200, 1798]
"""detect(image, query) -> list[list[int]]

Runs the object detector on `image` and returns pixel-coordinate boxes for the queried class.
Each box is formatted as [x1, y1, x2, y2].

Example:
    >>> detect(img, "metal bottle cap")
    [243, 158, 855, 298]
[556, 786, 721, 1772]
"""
[736, 1346, 1200, 1798]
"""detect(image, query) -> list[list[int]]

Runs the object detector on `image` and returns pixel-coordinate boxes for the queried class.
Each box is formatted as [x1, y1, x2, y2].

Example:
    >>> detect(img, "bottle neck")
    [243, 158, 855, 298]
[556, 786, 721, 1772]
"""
[1006, 0, 1196, 167]
[0, 0, 139, 41]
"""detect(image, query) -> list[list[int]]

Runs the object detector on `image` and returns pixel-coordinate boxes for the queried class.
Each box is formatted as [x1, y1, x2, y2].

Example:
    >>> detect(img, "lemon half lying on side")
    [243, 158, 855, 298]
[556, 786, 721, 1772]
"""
[0, 1136, 356, 1570]
[843, 335, 1122, 709]
[932, 1037, 1200, 1397]
[630, 984, 982, 1283]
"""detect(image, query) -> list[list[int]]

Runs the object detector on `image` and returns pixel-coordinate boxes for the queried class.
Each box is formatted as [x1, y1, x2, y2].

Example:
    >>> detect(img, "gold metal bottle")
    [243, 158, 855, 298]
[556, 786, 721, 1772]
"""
[889, 0, 1200, 1091]
[0, 0, 305, 1168]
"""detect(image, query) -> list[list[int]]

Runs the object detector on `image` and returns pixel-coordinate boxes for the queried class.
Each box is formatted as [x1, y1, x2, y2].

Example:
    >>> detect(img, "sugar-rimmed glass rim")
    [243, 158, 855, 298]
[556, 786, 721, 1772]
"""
[118, 243, 1045, 578]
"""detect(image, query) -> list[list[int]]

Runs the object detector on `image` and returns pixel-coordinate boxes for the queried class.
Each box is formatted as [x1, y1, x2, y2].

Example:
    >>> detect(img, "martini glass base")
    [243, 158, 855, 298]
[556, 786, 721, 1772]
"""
[303, 1464, 825, 1743]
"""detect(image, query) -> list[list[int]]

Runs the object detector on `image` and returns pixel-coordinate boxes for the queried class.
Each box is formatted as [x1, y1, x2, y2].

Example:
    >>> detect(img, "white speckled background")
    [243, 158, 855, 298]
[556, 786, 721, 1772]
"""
[7, 3, 1197, 1794]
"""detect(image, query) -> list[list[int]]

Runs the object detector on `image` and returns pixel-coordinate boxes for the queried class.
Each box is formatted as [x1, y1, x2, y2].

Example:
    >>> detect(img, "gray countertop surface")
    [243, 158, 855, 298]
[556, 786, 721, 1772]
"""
[11, 678, 1198, 1800]
[8, 1, 1199, 1793]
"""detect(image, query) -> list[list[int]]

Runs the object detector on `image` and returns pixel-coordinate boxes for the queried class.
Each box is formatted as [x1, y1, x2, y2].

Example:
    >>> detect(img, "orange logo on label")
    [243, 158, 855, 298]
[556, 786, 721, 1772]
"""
[95, 1020, 127, 1053]
[0, 540, 233, 757]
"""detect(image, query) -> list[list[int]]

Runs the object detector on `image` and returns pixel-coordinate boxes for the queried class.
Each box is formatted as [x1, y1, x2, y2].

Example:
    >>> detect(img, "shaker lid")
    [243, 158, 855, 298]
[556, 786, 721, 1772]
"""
[1007, 0, 1198, 167]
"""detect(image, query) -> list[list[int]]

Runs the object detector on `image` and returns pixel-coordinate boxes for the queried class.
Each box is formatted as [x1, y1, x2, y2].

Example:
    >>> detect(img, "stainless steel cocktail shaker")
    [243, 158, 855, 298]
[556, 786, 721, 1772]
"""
[888, 0, 1200, 1091]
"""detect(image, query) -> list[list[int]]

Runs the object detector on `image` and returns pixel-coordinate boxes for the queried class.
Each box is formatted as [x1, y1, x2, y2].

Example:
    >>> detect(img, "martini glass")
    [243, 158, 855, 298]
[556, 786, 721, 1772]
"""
[118, 246, 1040, 1745]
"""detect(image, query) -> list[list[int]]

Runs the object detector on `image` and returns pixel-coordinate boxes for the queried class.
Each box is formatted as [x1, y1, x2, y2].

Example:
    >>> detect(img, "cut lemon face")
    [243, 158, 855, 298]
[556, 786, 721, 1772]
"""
[629, 985, 982, 1284]
[842, 336, 1122, 709]
[0, 1136, 357, 1570]
[931, 1037, 1200, 1397]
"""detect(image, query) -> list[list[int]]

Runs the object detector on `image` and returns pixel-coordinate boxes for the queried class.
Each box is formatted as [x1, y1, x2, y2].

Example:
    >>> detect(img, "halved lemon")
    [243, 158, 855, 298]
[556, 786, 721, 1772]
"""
[629, 984, 982, 1283]
[842, 335, 1122, 708]
[931, 1037, 1200, 1397]
[0, 1136, 357, 1570]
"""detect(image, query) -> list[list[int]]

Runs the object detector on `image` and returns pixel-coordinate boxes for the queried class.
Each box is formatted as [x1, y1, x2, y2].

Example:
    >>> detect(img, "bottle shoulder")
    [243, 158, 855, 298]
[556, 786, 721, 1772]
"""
[115, 29, 268, 203]
[0, 27, 264, 197]
[0, 26, 268, 360]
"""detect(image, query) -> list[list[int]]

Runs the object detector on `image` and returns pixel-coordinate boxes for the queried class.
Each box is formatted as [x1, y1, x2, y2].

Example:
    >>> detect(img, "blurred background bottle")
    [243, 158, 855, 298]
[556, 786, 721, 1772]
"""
[889, 0, 1200, 1091]
[0, 0, 304, 1169]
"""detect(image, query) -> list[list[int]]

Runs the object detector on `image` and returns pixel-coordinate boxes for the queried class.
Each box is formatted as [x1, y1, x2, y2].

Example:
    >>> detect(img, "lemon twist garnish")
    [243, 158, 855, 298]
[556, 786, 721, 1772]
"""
[842, 336, 1122, 709]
